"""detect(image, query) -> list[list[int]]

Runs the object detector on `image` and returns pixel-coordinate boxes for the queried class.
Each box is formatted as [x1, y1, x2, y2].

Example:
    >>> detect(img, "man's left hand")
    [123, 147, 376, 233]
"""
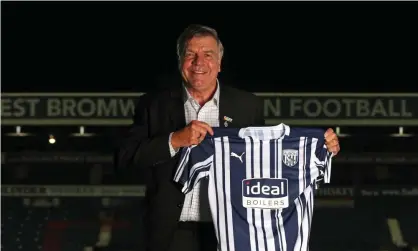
[324, 128, 340, 156]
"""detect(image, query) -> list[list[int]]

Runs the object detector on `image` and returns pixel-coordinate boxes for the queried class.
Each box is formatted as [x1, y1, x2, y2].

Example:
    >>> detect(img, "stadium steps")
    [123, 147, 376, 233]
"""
[393, 208, 418, 247]
[2, 201, 47, 251]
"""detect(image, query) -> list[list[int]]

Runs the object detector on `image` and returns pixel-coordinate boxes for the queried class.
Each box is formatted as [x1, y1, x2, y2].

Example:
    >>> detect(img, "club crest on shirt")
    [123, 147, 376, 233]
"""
[282, 149, 299, 167]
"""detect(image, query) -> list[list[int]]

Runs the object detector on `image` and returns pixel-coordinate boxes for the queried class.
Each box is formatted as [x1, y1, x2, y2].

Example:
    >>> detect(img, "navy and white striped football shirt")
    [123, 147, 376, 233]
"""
[174, 123, 333, 251]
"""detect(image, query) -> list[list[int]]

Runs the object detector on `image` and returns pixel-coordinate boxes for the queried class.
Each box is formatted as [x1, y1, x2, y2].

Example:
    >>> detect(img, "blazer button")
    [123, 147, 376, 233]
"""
[177, 203, 183, 208]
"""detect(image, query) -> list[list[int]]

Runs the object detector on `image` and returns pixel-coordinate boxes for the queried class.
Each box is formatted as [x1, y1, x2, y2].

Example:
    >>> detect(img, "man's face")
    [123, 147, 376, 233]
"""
[181, 35, 221, 92]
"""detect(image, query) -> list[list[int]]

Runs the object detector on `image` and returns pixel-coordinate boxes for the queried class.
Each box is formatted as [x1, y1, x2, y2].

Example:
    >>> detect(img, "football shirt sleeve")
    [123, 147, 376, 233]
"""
[314, 137, 333, 184]
[173, 140, 214, 194]
[290, 127, 333, 185]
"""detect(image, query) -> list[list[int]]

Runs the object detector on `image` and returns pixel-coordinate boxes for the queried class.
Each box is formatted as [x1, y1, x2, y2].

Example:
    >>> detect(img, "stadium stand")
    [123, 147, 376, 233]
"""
[2, 125, 418, 251]
[1, 186, 145, 251]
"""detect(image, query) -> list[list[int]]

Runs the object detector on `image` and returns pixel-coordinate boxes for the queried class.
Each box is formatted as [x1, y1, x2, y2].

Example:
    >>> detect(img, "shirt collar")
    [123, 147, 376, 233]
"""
[238, 123, 291, 140]
[182, 79, 220, 107]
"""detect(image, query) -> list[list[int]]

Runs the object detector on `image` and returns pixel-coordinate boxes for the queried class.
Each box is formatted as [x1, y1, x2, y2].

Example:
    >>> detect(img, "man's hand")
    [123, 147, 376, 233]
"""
[324, 128, 340, 156]
[171, 120, 214, 149]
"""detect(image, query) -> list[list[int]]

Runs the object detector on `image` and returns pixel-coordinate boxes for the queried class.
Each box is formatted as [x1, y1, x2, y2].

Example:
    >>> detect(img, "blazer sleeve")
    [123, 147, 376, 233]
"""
[116, 94, 172, 170]
[254, 95, 266, 126]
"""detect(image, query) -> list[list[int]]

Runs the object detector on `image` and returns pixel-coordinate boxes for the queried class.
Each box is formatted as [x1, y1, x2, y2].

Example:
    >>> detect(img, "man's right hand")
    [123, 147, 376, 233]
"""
[171, 120, 214, 149]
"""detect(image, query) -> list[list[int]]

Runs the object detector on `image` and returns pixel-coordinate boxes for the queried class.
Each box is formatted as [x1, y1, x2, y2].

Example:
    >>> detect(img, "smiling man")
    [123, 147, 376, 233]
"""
[117, 24, 340, 251]
[180, 33, 221, 95]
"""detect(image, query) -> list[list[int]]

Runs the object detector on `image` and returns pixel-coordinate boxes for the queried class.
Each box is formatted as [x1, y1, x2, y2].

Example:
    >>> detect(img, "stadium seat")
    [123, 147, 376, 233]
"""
[1, 197, 144, 251]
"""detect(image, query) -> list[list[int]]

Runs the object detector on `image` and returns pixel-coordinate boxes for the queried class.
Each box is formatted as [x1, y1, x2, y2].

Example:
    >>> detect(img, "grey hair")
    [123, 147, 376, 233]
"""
[176, 24, 224, 66]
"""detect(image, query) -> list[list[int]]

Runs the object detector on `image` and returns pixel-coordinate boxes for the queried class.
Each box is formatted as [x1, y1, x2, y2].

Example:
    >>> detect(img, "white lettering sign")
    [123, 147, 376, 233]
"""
[46, 98, 135, 117]
[264, 98, 281, 117]
[265, 98, 413, 118]
[1, 97, 136, 118]
[1, 98, 40, 117]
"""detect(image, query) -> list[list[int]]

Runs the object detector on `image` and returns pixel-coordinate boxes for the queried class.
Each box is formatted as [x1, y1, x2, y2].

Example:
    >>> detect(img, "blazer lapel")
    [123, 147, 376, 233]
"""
[218, 85, 234, 128]
[169, 88, 186, 130]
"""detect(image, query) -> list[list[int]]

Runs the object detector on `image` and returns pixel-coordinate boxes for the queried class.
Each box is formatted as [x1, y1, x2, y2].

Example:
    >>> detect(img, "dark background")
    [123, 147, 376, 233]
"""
[2, 1, 418, 93]
[2, 2, 418, 251]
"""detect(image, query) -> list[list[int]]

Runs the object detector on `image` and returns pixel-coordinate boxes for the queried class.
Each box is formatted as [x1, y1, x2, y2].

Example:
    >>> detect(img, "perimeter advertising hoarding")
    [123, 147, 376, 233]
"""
[3, 151, 418, 164]
[1, 93, 418, 126]
[2, 185, 418, 215]
[2, 185, 417, 198]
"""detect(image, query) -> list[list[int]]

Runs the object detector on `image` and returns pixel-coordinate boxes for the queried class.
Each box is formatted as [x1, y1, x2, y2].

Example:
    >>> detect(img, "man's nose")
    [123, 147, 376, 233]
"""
[193, 55, 204, 65]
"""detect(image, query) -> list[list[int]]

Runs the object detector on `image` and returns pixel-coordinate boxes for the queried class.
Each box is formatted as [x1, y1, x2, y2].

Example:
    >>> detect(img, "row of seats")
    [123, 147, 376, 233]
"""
[2, 196, 417, 251]
[1, 197, 143, 251]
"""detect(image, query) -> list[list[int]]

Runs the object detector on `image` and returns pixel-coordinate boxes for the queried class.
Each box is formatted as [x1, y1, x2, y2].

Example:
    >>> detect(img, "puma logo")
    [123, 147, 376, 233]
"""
[231, 152, 245, 163]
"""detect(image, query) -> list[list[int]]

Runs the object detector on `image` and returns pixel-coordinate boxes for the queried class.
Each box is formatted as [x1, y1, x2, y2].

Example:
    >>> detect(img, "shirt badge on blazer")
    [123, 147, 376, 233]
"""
[223, 116, 233, 127]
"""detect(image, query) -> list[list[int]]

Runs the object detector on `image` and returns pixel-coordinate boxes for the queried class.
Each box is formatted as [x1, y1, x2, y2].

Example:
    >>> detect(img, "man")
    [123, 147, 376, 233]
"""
[117, 24, 340, 251]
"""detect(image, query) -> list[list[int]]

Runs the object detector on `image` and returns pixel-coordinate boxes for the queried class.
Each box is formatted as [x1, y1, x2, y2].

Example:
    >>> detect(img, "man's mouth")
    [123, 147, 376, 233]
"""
[192, 70, 206, 74]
